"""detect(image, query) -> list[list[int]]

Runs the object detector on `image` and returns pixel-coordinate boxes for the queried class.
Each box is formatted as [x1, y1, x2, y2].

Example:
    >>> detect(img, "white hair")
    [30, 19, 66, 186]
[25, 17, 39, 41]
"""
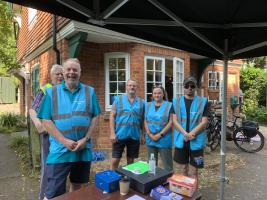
[63, 58, 81, 71]
[50, 64, 63, 75]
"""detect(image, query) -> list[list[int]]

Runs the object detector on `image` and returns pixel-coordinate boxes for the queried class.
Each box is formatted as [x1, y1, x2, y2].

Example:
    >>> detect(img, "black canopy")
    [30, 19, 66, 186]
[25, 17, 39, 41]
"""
[6, 0, 267, 59]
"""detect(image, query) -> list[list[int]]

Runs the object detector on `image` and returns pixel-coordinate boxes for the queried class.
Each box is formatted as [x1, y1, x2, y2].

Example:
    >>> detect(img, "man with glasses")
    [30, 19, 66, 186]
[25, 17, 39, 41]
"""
[173, 76, 209, 198]
[110, 79, 145, 170]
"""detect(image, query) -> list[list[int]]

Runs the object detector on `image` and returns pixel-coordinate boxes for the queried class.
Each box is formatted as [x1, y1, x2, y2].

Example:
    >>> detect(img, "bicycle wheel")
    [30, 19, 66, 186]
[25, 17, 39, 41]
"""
[210, 129, 221, 151]
[233, 128, 265, 153]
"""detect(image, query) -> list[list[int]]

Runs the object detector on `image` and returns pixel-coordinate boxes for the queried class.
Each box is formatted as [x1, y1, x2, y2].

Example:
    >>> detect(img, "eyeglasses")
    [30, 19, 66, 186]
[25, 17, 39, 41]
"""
[184, 84, 196, 89]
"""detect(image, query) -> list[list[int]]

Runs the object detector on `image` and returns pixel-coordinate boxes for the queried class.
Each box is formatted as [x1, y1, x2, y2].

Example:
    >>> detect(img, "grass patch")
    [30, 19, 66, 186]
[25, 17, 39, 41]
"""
[9, 136, 36, 177]
[0, 126, 26, 134]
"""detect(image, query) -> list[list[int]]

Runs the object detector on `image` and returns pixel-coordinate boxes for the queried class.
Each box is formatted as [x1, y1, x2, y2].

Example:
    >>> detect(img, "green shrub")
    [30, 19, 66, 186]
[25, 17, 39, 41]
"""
[0, 112, 26, 128]
[244, 106, 267, 124]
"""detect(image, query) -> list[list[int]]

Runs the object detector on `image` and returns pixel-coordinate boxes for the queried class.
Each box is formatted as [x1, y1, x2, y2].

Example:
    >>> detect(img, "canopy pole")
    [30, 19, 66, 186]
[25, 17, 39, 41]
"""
[220, 39, 229, 200]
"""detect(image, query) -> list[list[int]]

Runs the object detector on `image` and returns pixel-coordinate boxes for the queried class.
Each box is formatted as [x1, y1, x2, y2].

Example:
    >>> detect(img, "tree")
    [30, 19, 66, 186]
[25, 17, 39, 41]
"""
[244, 56, 267, 69]
[240, 65, 267, 112]
[0, 1, 19, 73]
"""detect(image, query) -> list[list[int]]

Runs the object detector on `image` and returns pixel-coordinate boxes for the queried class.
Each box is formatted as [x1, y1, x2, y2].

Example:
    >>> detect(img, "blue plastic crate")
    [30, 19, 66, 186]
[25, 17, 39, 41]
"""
[95, 170, 121, 193]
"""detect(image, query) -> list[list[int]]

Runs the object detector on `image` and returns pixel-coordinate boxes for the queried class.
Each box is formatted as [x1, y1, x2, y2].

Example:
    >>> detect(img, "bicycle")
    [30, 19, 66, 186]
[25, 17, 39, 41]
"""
[206, 113, 265, 153]
[206, 110, 221, 151]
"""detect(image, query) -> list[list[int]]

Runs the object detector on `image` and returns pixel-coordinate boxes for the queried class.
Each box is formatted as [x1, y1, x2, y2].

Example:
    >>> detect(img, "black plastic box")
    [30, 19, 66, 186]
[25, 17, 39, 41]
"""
[116, 166, 172, 194]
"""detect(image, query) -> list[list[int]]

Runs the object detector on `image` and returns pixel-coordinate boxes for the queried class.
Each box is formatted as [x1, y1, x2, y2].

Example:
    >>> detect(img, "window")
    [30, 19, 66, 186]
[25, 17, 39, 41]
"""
[145, 56, 165, 101]
[28, 8, 37, 28]
[105, 53, 130, 110]
[173, 58, 184, 98]
[31, 64, 40, 96]
[208, 71, 221, 89]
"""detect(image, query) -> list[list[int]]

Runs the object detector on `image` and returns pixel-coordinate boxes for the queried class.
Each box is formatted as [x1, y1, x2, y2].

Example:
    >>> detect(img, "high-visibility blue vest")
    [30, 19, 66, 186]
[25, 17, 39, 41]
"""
[46, 83, 93, 153]
[145, 101, 172, 148]
[115, 94, 144, 140]
[173, 96, 207, 150]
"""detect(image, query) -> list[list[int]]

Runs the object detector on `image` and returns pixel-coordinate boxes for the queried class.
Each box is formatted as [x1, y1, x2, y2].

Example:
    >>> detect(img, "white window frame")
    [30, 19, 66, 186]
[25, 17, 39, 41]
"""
[144, 56, 165, 101]
[28, 8, 37, 29]
[173, 58, 184, 98]
[208, 71, 221, 90]
[104, 52, 130, 111]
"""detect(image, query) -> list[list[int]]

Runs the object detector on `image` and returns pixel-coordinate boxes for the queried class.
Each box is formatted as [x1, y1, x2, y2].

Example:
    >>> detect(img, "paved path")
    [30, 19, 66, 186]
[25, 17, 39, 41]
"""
[0, 134, 39, 200]
[202, 126, 267, 200]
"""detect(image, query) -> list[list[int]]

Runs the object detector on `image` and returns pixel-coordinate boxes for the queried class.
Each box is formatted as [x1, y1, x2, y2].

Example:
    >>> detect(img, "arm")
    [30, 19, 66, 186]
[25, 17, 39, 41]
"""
[109, 108, 117, 143]
[153, 114, 173, 141]
[42, 119, 78, 151]
[173, 114, 190, 141]
[144, 120, 156, 141]
[29, 108, 46, 134]
[188, 116, 208, 139]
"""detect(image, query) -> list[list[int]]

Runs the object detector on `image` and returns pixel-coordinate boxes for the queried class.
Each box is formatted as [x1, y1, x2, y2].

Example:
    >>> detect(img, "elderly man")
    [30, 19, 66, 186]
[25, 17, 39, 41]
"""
[173, 76, 210, 198]
[38, 58, 101, 199]
[29, 64, 63, 200]
[110, 79, 145, 170]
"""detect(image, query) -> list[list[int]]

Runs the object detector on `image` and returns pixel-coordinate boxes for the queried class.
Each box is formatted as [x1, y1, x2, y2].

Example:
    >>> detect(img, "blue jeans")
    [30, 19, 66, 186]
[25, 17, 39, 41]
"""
[39, 133, 50, 200]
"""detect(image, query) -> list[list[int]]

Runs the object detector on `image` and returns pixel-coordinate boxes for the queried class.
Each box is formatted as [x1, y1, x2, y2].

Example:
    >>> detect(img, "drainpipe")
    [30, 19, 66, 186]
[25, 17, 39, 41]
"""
[53, 15, 60, 64]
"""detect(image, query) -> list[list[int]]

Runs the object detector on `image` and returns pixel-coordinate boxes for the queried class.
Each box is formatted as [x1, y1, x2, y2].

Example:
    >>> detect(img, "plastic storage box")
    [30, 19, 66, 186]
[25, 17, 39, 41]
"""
[168, 174, 196, 197]
[95, 170, 121, 193]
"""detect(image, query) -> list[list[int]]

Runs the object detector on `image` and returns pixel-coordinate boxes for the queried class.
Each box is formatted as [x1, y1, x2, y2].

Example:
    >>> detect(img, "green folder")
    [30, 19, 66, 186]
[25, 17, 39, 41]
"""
[123, 161, 149, 174]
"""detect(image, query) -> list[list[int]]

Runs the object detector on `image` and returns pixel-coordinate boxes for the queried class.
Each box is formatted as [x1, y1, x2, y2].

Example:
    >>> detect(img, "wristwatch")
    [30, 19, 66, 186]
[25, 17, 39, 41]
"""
[160, 133, 164, 137]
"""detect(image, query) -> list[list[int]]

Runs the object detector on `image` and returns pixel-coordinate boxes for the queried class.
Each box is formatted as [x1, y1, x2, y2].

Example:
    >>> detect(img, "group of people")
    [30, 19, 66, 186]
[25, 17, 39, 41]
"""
[30, 58, 209, 199]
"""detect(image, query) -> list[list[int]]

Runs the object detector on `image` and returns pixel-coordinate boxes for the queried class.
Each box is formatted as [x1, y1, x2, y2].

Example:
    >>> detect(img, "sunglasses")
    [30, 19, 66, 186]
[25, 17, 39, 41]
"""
[184, 84, 196, 89]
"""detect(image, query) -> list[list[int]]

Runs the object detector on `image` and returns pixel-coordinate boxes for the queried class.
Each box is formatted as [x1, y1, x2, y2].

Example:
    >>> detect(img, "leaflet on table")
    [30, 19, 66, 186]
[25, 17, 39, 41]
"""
[122, 161, 149, 174]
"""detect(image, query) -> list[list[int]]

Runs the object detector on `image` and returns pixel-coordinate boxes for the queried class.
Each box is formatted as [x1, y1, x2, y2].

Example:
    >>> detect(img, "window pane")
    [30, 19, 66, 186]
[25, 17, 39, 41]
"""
[118, 70, 126, 81]
[109, 70, 117, 81]
[146, 71, 153, 81]
[147, 94, 153, 102]
[147, 83, 153, 93]
[155, 72, 162, 82]
[118, 58, 125, 69]
[110, 95, 118, 105]
[109, 58, 117, 70]
[118, 82, 126, 93]
[155, 60, 162, 70]
[110, 82, 117, 93]
[147, 59, 153, 70]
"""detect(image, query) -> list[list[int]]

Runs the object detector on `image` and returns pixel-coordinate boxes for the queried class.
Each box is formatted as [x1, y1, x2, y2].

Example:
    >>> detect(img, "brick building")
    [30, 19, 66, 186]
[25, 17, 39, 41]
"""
[14, 7, 242, 150]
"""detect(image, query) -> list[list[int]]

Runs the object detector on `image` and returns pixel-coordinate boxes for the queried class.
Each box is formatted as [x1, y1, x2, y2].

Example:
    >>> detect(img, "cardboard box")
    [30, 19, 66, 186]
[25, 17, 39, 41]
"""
[95, 170, 121, 193]
[116, 166, 172, 194]
[168, 174, 196, 197]
[150, 185, 183, 200]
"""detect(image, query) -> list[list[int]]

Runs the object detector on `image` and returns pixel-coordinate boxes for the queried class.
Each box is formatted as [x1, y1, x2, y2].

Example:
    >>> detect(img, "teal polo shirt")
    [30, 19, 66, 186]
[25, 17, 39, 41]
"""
[38, 81, 101, 164]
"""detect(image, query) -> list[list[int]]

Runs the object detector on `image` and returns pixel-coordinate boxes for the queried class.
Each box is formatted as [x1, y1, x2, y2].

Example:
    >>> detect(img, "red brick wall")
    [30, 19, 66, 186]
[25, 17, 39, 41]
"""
[75, 42, 191, 149]
[202, 62, 241, 113]
[17, 7, 69, 62]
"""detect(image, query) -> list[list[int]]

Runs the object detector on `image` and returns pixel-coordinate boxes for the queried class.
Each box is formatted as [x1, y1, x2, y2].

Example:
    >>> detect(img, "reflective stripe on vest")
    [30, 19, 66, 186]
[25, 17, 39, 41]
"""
[51, 85, 91, 120]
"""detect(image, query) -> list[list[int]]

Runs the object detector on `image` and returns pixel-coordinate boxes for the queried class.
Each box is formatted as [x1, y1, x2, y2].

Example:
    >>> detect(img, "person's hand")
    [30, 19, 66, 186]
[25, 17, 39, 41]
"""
[153, 133, 162, 141]
[187, 132, 196, 140]
[140, 134, 146, 145]
[110, 133, 117, 143]
[62, 138, 78, 151]
[72, 137, 87, 151]
[35, 121, 46, 134]
[184, 133, 189, 142]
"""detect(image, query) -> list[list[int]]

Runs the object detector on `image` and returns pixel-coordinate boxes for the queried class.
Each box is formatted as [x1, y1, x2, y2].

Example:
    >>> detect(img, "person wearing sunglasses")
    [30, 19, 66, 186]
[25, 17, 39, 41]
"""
[173, 76, 210, 197]
[144, 85, 174, 171]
